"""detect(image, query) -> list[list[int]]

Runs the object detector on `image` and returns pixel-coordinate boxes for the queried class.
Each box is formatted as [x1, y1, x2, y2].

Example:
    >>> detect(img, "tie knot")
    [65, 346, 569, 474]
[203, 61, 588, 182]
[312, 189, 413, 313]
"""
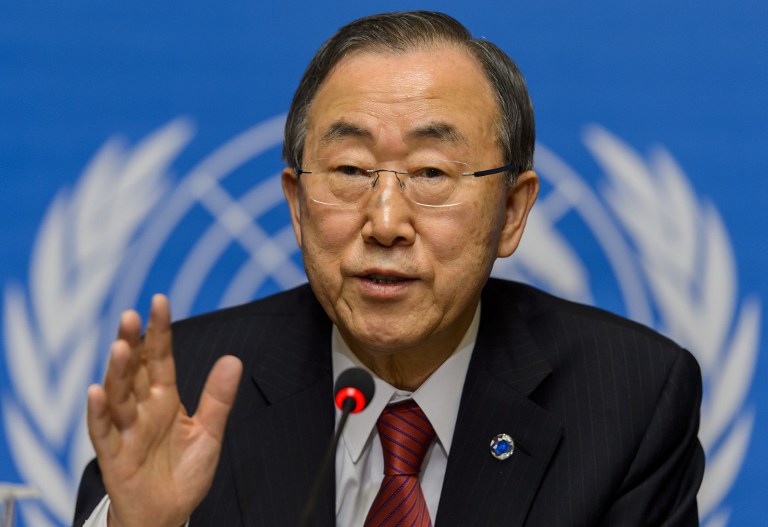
[376, 400, 436, 476]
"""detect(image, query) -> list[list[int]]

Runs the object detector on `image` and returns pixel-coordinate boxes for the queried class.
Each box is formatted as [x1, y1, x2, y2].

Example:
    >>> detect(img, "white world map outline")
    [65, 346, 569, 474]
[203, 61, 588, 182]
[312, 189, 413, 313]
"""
[1, 118, 759, 527]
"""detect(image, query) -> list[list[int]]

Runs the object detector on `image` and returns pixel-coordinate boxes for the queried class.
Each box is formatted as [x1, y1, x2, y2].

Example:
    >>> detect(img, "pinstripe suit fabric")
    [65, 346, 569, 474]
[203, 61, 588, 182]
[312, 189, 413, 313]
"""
[74, 279, 704, 526]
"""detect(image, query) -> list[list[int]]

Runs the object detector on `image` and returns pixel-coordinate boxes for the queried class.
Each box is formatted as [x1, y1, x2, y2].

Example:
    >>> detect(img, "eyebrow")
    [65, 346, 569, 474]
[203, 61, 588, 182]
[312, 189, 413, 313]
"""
[320, 121, 373, 145]
[406, 122, 468, 146]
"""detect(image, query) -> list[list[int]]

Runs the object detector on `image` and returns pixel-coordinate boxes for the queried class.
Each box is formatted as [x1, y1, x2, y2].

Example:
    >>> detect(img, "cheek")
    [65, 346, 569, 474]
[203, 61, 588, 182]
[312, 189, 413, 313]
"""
[301, 207, 359, 252]
[419, 207, 500, 273]
[441, 192, 504, 245]
[299, 208, 362, 291]
[416, 214, 461, 259]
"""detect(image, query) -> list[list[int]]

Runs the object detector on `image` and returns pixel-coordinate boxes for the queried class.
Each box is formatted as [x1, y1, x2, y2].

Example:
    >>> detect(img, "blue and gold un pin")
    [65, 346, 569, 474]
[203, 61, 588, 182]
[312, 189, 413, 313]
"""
[490, 433, 515, 460]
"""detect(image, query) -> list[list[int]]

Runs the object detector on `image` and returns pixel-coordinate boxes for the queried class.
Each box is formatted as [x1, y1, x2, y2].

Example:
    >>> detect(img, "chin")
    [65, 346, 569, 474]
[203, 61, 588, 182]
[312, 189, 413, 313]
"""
[359, 326, 436, 356]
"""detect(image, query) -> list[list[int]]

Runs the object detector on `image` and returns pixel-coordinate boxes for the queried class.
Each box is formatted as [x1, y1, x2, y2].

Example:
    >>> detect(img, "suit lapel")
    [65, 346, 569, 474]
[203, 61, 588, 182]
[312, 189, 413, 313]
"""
[436, 281, 564, 527]
[218, 280, 563, 526]
[226, 290, 337, 527]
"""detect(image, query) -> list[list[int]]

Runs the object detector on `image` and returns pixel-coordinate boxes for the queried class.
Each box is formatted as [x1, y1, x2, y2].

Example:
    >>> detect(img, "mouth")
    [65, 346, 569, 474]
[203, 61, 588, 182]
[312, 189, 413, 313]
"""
[354, 270, 417, 299]
[354, 269, 418, 288]
[365, 273, 410, 285]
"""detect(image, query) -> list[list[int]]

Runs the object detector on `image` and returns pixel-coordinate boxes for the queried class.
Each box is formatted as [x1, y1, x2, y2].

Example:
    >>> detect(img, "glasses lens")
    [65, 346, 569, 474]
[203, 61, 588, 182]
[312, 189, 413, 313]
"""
[406, 160, 468, 206]
[300, 158, 370, 207]
[300, 158, 472, 207]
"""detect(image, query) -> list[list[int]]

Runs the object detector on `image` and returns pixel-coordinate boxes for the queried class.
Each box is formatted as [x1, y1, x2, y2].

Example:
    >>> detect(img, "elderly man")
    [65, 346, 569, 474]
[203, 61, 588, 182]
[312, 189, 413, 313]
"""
[74, 11, 704, 527]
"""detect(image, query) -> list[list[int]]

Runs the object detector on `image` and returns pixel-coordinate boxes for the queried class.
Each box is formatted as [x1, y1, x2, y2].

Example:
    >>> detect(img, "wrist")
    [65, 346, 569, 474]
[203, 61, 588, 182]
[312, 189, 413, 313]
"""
[107, 504, 188, 527]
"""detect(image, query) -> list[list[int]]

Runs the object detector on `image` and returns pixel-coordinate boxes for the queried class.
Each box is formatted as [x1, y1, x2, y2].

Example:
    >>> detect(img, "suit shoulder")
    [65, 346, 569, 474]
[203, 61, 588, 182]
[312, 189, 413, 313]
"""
[485, 278, 699, 373]
[171, 283, 319, 331]
[167, 282, 326, 368]
[167, 283, 330, 409]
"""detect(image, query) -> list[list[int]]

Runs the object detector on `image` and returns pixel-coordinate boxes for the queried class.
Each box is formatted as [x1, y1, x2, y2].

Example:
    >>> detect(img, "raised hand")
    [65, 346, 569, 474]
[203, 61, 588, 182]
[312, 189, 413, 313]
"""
[86, 294, 243, 527]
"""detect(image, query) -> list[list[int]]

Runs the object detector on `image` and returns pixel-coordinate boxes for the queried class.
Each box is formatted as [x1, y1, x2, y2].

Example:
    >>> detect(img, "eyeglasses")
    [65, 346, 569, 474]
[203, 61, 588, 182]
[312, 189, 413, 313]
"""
[295, 157, 517, 208]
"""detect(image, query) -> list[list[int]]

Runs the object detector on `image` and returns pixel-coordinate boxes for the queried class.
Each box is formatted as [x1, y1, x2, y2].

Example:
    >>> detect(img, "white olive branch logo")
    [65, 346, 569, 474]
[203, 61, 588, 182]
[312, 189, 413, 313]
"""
[2, 121, 192, 525]
[2, 122, 758, 527]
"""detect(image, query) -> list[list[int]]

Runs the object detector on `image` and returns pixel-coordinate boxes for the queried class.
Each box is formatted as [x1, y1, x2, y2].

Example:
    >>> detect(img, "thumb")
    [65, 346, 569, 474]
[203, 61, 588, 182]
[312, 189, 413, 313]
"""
[194, 355, 243, 442]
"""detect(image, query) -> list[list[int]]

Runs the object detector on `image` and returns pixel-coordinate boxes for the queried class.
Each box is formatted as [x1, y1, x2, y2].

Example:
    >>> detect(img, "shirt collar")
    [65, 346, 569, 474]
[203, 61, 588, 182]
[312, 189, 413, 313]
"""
[332, 303, 480, 463]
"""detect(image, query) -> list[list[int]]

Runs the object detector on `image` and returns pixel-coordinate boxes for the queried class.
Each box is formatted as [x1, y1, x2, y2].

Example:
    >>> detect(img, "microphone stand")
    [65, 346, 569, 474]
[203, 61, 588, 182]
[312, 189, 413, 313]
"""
[0, 485, 39, 527]
[299, 397, 356, 527]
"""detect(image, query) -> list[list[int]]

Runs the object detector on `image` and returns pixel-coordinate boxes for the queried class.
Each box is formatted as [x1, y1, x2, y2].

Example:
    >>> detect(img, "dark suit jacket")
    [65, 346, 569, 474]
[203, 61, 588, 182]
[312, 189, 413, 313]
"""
[74, 279, 704, 526]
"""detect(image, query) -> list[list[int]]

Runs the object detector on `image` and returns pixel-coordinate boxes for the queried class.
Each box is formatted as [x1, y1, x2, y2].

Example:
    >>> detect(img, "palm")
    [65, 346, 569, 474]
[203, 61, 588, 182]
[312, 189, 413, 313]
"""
[87, 295, 242, 527]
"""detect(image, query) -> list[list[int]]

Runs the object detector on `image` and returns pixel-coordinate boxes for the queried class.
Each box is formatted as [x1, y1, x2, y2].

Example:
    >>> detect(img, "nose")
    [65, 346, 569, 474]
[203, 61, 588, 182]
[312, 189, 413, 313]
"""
[360, 171, 416, 247]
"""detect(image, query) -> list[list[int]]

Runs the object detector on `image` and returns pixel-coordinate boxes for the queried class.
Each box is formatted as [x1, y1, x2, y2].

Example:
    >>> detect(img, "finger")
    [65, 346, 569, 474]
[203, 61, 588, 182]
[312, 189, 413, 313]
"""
[116, 310, 145, 395]
[103, 339, 139, 429]
[133, 362, 151, 402]
[144, 294, 177, 388]
[116, 308, 143, 349]
[195, 355, 243, 443]
[87, 384, 121, 458]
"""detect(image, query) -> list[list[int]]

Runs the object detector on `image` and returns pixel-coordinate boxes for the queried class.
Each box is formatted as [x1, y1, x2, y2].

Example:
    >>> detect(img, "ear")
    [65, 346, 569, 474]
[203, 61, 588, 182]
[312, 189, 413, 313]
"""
[497, 170, 539, 258]
[281, 167, 303, 249]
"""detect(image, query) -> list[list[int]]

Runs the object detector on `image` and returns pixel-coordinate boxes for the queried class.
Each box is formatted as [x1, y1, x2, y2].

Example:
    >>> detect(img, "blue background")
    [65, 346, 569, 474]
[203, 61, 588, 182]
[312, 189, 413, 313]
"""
[1, 1, 766, 525]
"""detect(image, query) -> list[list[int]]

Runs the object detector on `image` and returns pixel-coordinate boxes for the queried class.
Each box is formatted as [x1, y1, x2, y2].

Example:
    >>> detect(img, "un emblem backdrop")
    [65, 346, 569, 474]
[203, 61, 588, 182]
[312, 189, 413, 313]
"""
[1, 1, 766, 525]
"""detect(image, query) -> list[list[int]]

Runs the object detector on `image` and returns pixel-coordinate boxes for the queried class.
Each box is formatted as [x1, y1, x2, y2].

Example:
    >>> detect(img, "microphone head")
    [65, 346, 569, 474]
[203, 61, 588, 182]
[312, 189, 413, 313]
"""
[334, 367, 375, 414]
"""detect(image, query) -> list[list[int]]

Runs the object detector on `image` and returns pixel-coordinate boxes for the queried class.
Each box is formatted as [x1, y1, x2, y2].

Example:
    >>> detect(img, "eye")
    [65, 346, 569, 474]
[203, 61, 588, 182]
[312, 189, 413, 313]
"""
[336, 165, 370, 177]
[413, 166, 449, 179]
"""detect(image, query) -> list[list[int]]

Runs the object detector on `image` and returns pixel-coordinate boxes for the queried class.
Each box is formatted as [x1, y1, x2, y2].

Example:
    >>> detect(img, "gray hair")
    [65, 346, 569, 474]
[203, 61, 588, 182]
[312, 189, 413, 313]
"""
[282, 11, 535, 185]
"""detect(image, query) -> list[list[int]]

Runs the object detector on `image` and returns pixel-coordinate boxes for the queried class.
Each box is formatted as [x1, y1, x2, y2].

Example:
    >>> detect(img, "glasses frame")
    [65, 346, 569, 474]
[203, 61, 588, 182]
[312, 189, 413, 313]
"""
[293, 160, 519, 208]
[294, 162, 517, 179]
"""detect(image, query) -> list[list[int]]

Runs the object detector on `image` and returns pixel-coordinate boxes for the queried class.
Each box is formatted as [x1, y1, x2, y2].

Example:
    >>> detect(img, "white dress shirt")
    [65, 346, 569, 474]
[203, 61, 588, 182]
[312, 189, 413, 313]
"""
[333, 305, 479, 525]
[85, 305, 480, 526]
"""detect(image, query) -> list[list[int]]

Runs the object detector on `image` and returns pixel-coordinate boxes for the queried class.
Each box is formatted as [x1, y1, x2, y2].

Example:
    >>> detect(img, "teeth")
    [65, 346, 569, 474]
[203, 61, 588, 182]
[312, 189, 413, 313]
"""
[368, 274, 403, 284]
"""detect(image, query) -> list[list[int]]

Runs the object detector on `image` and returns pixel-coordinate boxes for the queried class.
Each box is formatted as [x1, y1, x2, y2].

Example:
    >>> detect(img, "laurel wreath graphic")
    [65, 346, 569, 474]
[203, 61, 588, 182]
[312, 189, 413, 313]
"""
[583, 125, 760, 527]
[1, 122, 759, 526]
[1, 121, 193, 525]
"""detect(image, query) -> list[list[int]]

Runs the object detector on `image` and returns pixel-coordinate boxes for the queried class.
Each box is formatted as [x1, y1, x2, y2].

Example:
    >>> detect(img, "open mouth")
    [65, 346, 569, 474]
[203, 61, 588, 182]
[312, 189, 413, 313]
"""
[366, 273, 409, 285]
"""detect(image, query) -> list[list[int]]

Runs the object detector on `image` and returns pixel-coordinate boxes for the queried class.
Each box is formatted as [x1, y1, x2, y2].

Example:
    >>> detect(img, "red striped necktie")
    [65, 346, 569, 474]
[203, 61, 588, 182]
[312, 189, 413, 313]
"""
[364, 400, 436, 527]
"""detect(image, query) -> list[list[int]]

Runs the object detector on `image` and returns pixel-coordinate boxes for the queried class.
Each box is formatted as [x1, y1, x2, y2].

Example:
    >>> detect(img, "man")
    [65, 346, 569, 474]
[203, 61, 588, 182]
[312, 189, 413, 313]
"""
[74, 11, 704, 527]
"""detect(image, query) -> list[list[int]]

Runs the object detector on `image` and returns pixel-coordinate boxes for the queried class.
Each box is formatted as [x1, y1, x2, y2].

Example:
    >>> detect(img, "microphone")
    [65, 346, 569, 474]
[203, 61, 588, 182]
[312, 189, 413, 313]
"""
[300, 368, 375, 526]
[334, 367, 376, 414]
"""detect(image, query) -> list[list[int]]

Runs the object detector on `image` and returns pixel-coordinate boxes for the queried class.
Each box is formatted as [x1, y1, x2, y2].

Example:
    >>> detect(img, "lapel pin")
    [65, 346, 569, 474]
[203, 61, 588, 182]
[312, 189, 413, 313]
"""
[490, 433, 515, 460]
